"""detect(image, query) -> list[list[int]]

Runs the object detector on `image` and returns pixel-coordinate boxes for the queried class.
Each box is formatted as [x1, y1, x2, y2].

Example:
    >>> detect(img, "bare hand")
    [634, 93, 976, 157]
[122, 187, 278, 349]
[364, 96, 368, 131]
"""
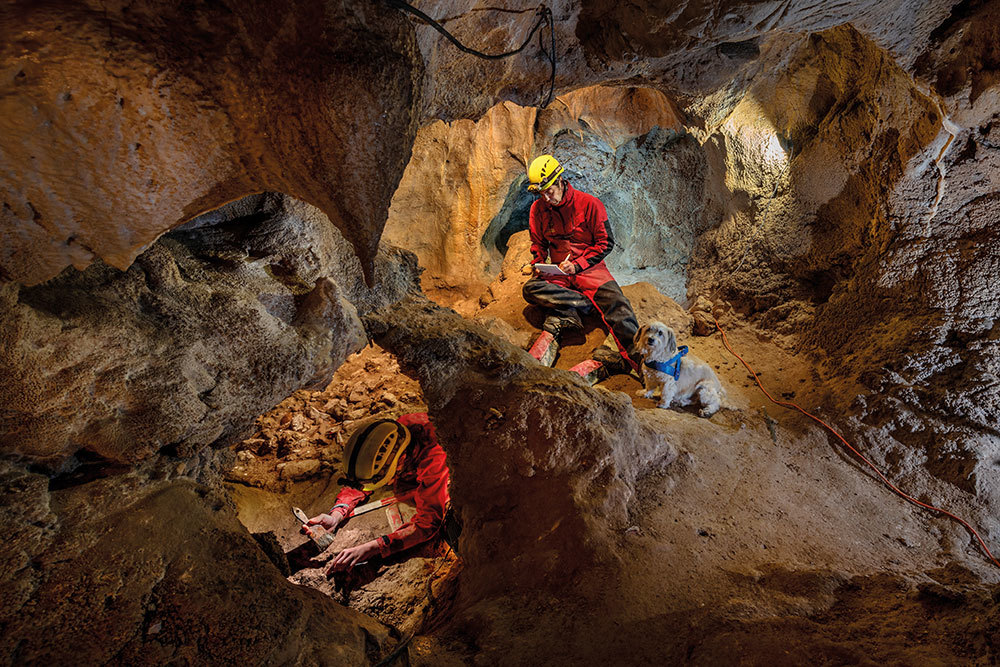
[558, 259, 577, 275]
[329, 540, 381, 571]
[521, 263, 534, 276]
[301, 512, 341, 537]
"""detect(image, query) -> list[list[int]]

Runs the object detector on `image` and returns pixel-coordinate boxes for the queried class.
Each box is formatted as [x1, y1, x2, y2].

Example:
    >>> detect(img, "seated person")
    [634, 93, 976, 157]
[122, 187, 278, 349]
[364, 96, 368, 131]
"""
[302, 413, 450, 570]
[522, 154, 641, 383]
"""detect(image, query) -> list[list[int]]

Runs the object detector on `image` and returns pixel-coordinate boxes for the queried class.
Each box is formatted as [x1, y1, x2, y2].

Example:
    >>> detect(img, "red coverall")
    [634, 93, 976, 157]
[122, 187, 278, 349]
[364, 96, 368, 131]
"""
[330, 413, 449, 558]
[523, 181, 640, 371]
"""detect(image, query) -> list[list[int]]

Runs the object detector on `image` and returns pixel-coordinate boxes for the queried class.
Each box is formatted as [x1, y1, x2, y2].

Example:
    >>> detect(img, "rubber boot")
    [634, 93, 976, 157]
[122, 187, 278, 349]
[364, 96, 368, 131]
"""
[569, 359, 609, 386]
[592, 332, 635, 377]
[528, 330, 560, 367]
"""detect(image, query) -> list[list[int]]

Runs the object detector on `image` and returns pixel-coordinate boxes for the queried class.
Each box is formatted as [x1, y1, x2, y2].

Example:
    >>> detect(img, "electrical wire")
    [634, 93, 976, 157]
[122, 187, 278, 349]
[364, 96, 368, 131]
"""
[385, 0, 556, 107]
[712, 314, 1000, 569]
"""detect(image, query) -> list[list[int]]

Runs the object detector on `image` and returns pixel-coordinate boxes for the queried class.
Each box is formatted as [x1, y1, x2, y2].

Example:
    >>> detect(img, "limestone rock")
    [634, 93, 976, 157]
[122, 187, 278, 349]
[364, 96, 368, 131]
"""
[384, 100, 535, 298]
[0, 0, 423, 285]
[473, 316, 533, 350]
[280, 459, 321, 481]
[0, 461, 387, 664]
[692, 311, 717, 336]
[624, 283, 694, 336]
[0, 193, 419, 467]
[690, 296, 717, 336]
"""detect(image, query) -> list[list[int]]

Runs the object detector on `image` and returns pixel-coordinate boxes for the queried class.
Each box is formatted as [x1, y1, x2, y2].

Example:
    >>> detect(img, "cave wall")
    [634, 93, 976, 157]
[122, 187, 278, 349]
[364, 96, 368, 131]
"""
[1, 194, 419, 468]
[0, 0, 422, 285]
[677, 9, 1000, 501]
[813, 5, 1000, 503]
[382, 99, 536, 295]
[688, 25, 941, 322]
[383, 85, 701, 300]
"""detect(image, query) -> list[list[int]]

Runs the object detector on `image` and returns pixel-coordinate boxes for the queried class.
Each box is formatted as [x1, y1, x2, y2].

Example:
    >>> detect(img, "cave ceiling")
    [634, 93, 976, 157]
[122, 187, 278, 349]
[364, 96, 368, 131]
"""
[0, 0, 422, 286]
[1, 0, 991, 288]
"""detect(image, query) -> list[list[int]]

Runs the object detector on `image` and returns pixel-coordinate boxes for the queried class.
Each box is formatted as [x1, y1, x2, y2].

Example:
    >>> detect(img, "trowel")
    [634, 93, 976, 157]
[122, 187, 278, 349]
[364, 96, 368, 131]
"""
[292, 506, 335, 550]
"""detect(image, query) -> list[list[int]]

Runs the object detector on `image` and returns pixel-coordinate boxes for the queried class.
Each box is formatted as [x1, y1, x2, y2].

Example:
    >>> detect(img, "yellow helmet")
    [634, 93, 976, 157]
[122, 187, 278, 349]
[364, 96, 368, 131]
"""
[342, 419, 411, 491]
[527, 154, 564, 192]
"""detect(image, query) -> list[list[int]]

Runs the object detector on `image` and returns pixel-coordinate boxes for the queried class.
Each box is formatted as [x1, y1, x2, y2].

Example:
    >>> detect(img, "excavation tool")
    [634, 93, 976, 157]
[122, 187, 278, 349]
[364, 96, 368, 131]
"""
[386, 504, 405, 531]
[347, 492, 414, 518]
[292, 507, 335, 550]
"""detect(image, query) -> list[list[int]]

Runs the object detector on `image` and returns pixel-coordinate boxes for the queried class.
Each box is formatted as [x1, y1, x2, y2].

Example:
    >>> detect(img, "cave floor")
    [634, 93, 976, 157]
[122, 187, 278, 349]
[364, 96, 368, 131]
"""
[413, 278, 1000, 663]
[227, 277, 1000, 664]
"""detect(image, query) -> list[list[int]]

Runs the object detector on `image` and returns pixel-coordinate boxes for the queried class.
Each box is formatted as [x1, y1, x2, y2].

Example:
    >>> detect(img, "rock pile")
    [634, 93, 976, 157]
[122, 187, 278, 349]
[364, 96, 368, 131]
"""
[228, 346, 425, 490]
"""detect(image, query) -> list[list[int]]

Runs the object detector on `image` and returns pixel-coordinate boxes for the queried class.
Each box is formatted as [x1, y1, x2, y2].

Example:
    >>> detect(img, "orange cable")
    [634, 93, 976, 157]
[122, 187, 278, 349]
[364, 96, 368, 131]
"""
[712, 315, 1000, 569]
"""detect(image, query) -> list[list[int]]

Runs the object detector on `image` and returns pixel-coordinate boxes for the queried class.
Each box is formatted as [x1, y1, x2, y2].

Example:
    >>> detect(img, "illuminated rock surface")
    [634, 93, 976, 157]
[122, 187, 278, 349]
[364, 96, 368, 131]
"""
[2, 0, 1000, 663]
[0, 0, 421, 285]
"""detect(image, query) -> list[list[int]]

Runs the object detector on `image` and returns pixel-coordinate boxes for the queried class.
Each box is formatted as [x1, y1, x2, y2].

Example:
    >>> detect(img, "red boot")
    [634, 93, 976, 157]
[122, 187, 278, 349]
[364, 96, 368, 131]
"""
[568, 359, 609, 386]
[528, 331, 559, 367]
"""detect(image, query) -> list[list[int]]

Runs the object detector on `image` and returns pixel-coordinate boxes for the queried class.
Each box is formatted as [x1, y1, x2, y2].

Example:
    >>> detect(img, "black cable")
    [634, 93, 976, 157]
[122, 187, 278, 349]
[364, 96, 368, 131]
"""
[538, 7, 556, 107]
[385, 0, 556, 107]
[387, 0, 545, 59]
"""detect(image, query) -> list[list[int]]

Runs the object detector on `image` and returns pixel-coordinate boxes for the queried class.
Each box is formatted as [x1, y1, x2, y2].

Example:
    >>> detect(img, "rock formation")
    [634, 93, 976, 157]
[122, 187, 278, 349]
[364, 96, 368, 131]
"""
[0, 0, 422, 285]
[0, 193, 420, 662]
[1, 194, 419, 467]
[2, 0, 1000, 663]
[1, 460, 390, 664]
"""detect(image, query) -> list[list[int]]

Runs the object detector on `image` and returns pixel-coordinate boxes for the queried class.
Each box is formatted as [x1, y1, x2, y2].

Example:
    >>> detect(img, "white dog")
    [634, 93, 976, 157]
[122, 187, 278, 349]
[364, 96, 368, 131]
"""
[633, 321, 725, 417]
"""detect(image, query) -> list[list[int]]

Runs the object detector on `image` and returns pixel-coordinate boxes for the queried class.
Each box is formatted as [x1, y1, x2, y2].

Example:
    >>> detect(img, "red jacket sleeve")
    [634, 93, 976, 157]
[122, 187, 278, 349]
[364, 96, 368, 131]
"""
[572, 197, 613, 272]
[528, 201, 549, 265]
[377, 414, 450, 557]
[331, 486, 370, 519]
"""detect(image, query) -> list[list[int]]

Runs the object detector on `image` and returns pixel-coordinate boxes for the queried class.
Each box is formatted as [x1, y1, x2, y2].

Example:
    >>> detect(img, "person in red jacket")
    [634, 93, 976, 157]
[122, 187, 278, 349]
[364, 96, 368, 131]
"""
[522, 154, 640, 382]
[302, 413, 450, 570]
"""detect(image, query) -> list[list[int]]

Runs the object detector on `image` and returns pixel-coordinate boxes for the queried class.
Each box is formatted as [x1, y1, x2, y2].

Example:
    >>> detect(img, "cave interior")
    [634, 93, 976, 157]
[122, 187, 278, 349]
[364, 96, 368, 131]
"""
[3, 0, 1000, 664]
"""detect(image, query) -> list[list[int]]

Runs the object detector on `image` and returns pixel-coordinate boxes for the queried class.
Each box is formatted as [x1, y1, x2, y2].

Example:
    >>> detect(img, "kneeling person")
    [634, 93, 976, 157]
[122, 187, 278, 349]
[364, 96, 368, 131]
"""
[303, 413, 450, 570]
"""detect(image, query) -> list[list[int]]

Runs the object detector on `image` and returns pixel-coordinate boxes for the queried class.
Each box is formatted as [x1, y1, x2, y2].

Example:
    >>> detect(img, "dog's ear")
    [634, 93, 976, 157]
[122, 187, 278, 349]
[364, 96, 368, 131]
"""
[665, 327, 677, 353]
[634, 324, 647, 348]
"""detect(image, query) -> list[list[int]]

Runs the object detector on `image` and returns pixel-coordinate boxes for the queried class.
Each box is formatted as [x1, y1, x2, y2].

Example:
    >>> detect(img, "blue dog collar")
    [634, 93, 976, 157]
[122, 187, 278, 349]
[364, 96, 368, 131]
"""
[644, 345, 688, 380]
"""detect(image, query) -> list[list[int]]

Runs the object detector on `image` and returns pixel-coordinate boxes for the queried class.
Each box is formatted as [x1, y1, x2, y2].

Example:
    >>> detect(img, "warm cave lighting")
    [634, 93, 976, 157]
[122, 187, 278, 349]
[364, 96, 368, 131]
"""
[723, 97, 789, 173]
[763, 130, 787, 164]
